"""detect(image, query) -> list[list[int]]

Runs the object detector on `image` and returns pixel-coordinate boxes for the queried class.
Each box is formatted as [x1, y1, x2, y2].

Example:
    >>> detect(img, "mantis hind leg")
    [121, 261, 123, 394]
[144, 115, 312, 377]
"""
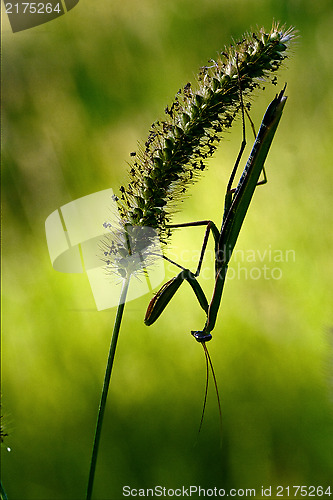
[166, 219, 220, 276]
[244, 106, 267, 187]
[223, 55, 268, 223]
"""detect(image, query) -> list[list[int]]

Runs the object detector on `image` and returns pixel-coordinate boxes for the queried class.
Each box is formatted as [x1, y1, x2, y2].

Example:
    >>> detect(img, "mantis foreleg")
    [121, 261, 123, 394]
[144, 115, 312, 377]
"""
[145, 220, 219, 325]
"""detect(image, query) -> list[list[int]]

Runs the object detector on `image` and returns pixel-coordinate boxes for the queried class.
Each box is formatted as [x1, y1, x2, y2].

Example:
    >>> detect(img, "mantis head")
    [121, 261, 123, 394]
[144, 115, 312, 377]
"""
[191, 331, 212, 342]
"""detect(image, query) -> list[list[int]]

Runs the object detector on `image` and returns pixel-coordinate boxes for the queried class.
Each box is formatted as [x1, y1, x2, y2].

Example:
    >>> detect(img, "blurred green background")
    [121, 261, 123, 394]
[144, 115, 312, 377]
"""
[2, 0, 333, 498]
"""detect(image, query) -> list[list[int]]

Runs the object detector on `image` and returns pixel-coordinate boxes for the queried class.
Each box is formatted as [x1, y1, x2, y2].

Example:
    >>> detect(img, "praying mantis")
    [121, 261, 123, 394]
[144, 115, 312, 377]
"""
[144, 85, 287, 345]
[85, 41, 291, 496]
[143, 85, 287, 426]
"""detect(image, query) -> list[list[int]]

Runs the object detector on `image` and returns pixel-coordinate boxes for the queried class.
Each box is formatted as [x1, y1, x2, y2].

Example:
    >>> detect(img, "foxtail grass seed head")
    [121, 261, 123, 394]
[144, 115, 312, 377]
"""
[104, 23, 296, 279]
[0, 414, 8, 445]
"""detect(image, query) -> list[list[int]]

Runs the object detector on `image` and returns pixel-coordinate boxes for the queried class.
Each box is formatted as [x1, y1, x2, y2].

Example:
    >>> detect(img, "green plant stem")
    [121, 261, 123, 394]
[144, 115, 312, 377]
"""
[0, 480, 8, 500]
[86, 276, 130, 500]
